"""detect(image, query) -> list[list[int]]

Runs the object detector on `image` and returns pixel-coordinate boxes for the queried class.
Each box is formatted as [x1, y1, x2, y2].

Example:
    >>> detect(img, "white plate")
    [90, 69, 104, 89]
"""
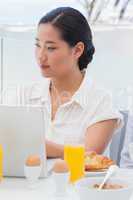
[85, 169, 107, 177]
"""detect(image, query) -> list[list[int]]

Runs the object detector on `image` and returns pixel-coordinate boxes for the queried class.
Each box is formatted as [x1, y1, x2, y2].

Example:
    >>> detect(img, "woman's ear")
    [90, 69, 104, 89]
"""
[73, 42, 85, 59]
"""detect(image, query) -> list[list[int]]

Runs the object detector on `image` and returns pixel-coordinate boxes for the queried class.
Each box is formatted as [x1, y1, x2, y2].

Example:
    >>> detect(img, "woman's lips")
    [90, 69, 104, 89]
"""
[40, 65, 50, 69]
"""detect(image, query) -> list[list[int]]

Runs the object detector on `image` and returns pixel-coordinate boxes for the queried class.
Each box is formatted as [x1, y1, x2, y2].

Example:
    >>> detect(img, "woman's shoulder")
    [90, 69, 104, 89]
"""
[84, 78, 122, 128]
[86, 78, 112, 103]
[75, 74, 112, 110]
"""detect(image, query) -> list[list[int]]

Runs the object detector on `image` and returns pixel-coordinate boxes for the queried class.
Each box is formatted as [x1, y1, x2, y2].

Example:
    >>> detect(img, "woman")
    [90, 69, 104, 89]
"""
[3, 7, 122, 158]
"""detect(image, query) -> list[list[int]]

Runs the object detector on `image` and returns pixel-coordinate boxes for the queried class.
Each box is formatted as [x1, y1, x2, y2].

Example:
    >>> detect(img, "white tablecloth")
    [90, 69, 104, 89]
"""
[0, 169, 133, 200]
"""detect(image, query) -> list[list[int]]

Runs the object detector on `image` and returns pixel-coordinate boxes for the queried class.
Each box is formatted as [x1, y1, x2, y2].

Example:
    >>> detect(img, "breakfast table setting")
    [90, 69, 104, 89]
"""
[1, 144, 133, 200]
[0, 168, 133, 200]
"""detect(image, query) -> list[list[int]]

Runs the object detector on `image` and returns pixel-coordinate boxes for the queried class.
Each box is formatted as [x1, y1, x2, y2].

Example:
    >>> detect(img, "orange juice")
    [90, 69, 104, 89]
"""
[0, 145, 3, 180]
[64, 145, 85, 183]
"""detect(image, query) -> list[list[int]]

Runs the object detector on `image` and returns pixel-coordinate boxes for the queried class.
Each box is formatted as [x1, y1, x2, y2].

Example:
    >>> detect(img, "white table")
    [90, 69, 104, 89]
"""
[0, 176, 78, 200]
[0, 169, 133, 200]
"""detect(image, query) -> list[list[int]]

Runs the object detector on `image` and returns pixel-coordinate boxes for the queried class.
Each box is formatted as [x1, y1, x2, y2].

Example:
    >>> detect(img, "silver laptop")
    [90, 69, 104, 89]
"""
[0, 105, 52, 178]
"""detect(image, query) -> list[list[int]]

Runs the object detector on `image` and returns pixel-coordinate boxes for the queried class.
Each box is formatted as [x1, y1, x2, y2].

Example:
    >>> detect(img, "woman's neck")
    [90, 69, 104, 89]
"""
[51, 68, 84, 95]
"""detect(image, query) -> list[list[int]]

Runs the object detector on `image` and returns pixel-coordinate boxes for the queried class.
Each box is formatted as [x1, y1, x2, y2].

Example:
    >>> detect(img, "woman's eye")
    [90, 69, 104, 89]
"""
[35, 43, 40, 48]
[47, 47, 56, 51]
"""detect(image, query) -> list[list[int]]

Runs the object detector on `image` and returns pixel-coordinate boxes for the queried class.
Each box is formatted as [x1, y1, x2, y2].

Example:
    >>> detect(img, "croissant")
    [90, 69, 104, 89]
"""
[85, 152, 114, 171]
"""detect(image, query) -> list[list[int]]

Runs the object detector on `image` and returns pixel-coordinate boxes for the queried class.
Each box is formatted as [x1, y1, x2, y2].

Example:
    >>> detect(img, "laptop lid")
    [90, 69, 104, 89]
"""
[0, 105, 47, 177]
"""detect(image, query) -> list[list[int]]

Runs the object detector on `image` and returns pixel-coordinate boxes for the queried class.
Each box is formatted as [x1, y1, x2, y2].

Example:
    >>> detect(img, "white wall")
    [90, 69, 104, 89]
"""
[89, 27, 133, 92]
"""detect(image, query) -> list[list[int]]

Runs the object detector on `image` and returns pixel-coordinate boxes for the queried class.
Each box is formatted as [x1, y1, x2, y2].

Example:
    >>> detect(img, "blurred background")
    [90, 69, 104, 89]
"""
[0, 0, 133, 109]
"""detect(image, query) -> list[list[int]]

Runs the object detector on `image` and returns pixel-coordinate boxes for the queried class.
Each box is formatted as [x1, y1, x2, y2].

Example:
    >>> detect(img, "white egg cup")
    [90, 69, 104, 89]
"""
[24, 164, 42, 187]
[52, 171, 70, 197]
[129, 143, 133, 161]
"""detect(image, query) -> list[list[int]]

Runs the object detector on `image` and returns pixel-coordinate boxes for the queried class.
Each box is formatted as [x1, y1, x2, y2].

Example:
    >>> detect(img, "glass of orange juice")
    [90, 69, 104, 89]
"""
[64, 136, 85, 183]
[0, 145, 3, 180]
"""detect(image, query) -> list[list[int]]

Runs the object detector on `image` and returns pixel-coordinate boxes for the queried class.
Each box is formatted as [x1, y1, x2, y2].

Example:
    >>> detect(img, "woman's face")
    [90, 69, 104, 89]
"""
[35, 23, 83, 78]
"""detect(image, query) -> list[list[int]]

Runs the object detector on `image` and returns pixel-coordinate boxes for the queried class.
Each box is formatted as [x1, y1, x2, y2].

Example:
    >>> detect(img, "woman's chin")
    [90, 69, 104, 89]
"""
[41, 70, 52, 78]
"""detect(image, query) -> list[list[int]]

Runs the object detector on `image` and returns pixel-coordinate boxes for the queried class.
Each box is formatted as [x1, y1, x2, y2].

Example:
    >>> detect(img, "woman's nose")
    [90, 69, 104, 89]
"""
[38, 48, 47, 63]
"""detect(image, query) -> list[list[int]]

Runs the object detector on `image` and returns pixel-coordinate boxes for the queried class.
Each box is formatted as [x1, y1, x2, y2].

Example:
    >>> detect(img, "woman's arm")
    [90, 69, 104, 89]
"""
[85, 119, 117, 154]
[46, 119, 117, 158]
[46, 140, 64, 158]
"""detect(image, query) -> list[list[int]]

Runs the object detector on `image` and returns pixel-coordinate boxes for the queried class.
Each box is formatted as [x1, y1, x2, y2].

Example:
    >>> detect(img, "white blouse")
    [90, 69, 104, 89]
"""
[1, 73, 122, 144]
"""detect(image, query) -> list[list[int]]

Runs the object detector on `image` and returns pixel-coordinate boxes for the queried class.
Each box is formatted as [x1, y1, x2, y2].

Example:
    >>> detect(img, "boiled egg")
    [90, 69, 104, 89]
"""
[25, 155, 41, 166]
[53, 159, 69, 173]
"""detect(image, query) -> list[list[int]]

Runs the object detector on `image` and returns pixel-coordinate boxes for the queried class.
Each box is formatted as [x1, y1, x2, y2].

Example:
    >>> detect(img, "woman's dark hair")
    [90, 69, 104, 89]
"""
[38, 7, 95, 71]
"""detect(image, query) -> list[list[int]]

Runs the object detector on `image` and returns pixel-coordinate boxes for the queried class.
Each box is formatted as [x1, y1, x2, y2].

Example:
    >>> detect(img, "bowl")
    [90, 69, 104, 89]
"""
[75, 177, 133, 200]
